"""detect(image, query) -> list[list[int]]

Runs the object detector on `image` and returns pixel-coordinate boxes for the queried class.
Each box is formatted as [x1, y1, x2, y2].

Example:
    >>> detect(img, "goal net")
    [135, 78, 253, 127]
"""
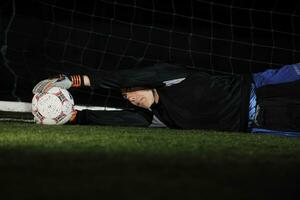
[1, 0, 300, 109]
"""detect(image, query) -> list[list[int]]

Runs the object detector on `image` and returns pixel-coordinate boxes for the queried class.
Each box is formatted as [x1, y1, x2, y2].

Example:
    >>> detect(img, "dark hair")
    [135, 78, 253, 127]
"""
[121, 87, 151, 93]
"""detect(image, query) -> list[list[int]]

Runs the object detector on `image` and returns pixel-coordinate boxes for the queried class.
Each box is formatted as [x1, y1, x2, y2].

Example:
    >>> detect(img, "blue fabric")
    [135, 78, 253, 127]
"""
[249, 63, 300, 137]
[251, 128, 300, 137]
[248, 83, 256, 129]
[253, 63, 300, 88]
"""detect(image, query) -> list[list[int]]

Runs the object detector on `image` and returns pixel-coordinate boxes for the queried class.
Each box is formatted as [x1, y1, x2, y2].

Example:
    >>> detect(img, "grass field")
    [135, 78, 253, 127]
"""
[1, 122, 300, 200]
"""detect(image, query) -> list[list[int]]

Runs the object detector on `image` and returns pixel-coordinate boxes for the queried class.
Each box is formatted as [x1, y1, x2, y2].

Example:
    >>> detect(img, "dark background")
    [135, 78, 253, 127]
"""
[1, 0, 300, 107]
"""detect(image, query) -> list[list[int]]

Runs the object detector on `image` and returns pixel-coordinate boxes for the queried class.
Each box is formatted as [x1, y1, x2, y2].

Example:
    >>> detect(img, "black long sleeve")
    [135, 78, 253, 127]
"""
[89, 63, 190, 90]
[77, 108, 153, 127]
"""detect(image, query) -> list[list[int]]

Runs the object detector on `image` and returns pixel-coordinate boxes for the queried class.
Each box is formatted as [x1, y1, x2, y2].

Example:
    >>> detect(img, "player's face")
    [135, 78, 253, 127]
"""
[124, 89, 155, 109]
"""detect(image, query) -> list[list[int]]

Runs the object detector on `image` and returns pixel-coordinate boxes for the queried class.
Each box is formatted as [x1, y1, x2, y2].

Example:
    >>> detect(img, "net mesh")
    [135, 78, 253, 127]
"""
[1, 0, 300, 107]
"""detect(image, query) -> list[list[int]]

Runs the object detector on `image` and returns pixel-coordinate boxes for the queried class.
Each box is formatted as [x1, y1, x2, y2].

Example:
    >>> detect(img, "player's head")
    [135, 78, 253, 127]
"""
[122, 87, 156, 109]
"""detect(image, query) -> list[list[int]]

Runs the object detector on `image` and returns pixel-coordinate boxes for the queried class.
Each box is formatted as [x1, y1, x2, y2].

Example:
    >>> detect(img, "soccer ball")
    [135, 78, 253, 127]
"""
[32, 87, 75, 125]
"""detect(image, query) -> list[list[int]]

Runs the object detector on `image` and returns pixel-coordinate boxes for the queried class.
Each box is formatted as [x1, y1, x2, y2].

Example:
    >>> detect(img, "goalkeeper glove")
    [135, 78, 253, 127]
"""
[32, 74, 83, 94]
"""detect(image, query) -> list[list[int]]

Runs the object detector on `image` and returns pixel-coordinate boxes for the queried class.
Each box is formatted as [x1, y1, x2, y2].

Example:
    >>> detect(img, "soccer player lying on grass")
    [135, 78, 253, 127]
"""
[33, 63, 300, 134]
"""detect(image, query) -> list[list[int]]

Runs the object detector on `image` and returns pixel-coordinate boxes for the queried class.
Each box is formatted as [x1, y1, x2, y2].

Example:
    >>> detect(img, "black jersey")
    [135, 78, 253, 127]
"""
[151, 72, 251, 131]
[80, 63, 251, 131]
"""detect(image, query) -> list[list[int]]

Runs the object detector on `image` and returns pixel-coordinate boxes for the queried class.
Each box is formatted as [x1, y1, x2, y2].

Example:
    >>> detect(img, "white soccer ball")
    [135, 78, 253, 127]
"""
[32, 87, 75, 125]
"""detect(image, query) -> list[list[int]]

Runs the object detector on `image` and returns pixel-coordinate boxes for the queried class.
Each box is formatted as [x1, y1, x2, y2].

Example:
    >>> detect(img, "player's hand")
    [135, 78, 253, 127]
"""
[32, 74, 74, 94]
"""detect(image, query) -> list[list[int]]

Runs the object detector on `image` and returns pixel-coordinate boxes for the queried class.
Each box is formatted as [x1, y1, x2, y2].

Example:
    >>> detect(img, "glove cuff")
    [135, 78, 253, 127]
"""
[69, 75, 83, 88]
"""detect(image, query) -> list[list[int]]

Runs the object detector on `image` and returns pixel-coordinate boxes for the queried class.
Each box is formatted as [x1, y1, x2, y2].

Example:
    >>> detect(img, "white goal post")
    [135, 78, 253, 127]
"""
[0, 101, 121, 113]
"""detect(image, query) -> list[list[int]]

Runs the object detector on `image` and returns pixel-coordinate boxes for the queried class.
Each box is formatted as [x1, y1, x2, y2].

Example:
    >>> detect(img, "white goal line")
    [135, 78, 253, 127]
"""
[0, 101, 122, 113]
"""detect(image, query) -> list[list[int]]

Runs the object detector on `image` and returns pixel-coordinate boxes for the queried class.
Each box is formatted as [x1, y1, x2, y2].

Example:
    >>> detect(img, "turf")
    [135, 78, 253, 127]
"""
[1, 122, 300, 200]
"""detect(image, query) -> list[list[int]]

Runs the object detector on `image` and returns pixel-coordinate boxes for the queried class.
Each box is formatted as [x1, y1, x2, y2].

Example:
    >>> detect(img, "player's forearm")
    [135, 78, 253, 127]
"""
[76, 109, 153, 126]
[87, 63, 189, 90]
[33, 62, 189, 94]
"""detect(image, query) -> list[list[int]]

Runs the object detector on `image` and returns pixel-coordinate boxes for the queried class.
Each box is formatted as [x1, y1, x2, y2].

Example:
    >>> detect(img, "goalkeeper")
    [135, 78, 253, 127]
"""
[33, 63, 300, 134]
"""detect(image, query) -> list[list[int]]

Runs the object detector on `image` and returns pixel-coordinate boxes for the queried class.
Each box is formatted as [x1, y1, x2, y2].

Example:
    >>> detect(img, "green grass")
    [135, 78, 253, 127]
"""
[1, 122, 300, 200]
